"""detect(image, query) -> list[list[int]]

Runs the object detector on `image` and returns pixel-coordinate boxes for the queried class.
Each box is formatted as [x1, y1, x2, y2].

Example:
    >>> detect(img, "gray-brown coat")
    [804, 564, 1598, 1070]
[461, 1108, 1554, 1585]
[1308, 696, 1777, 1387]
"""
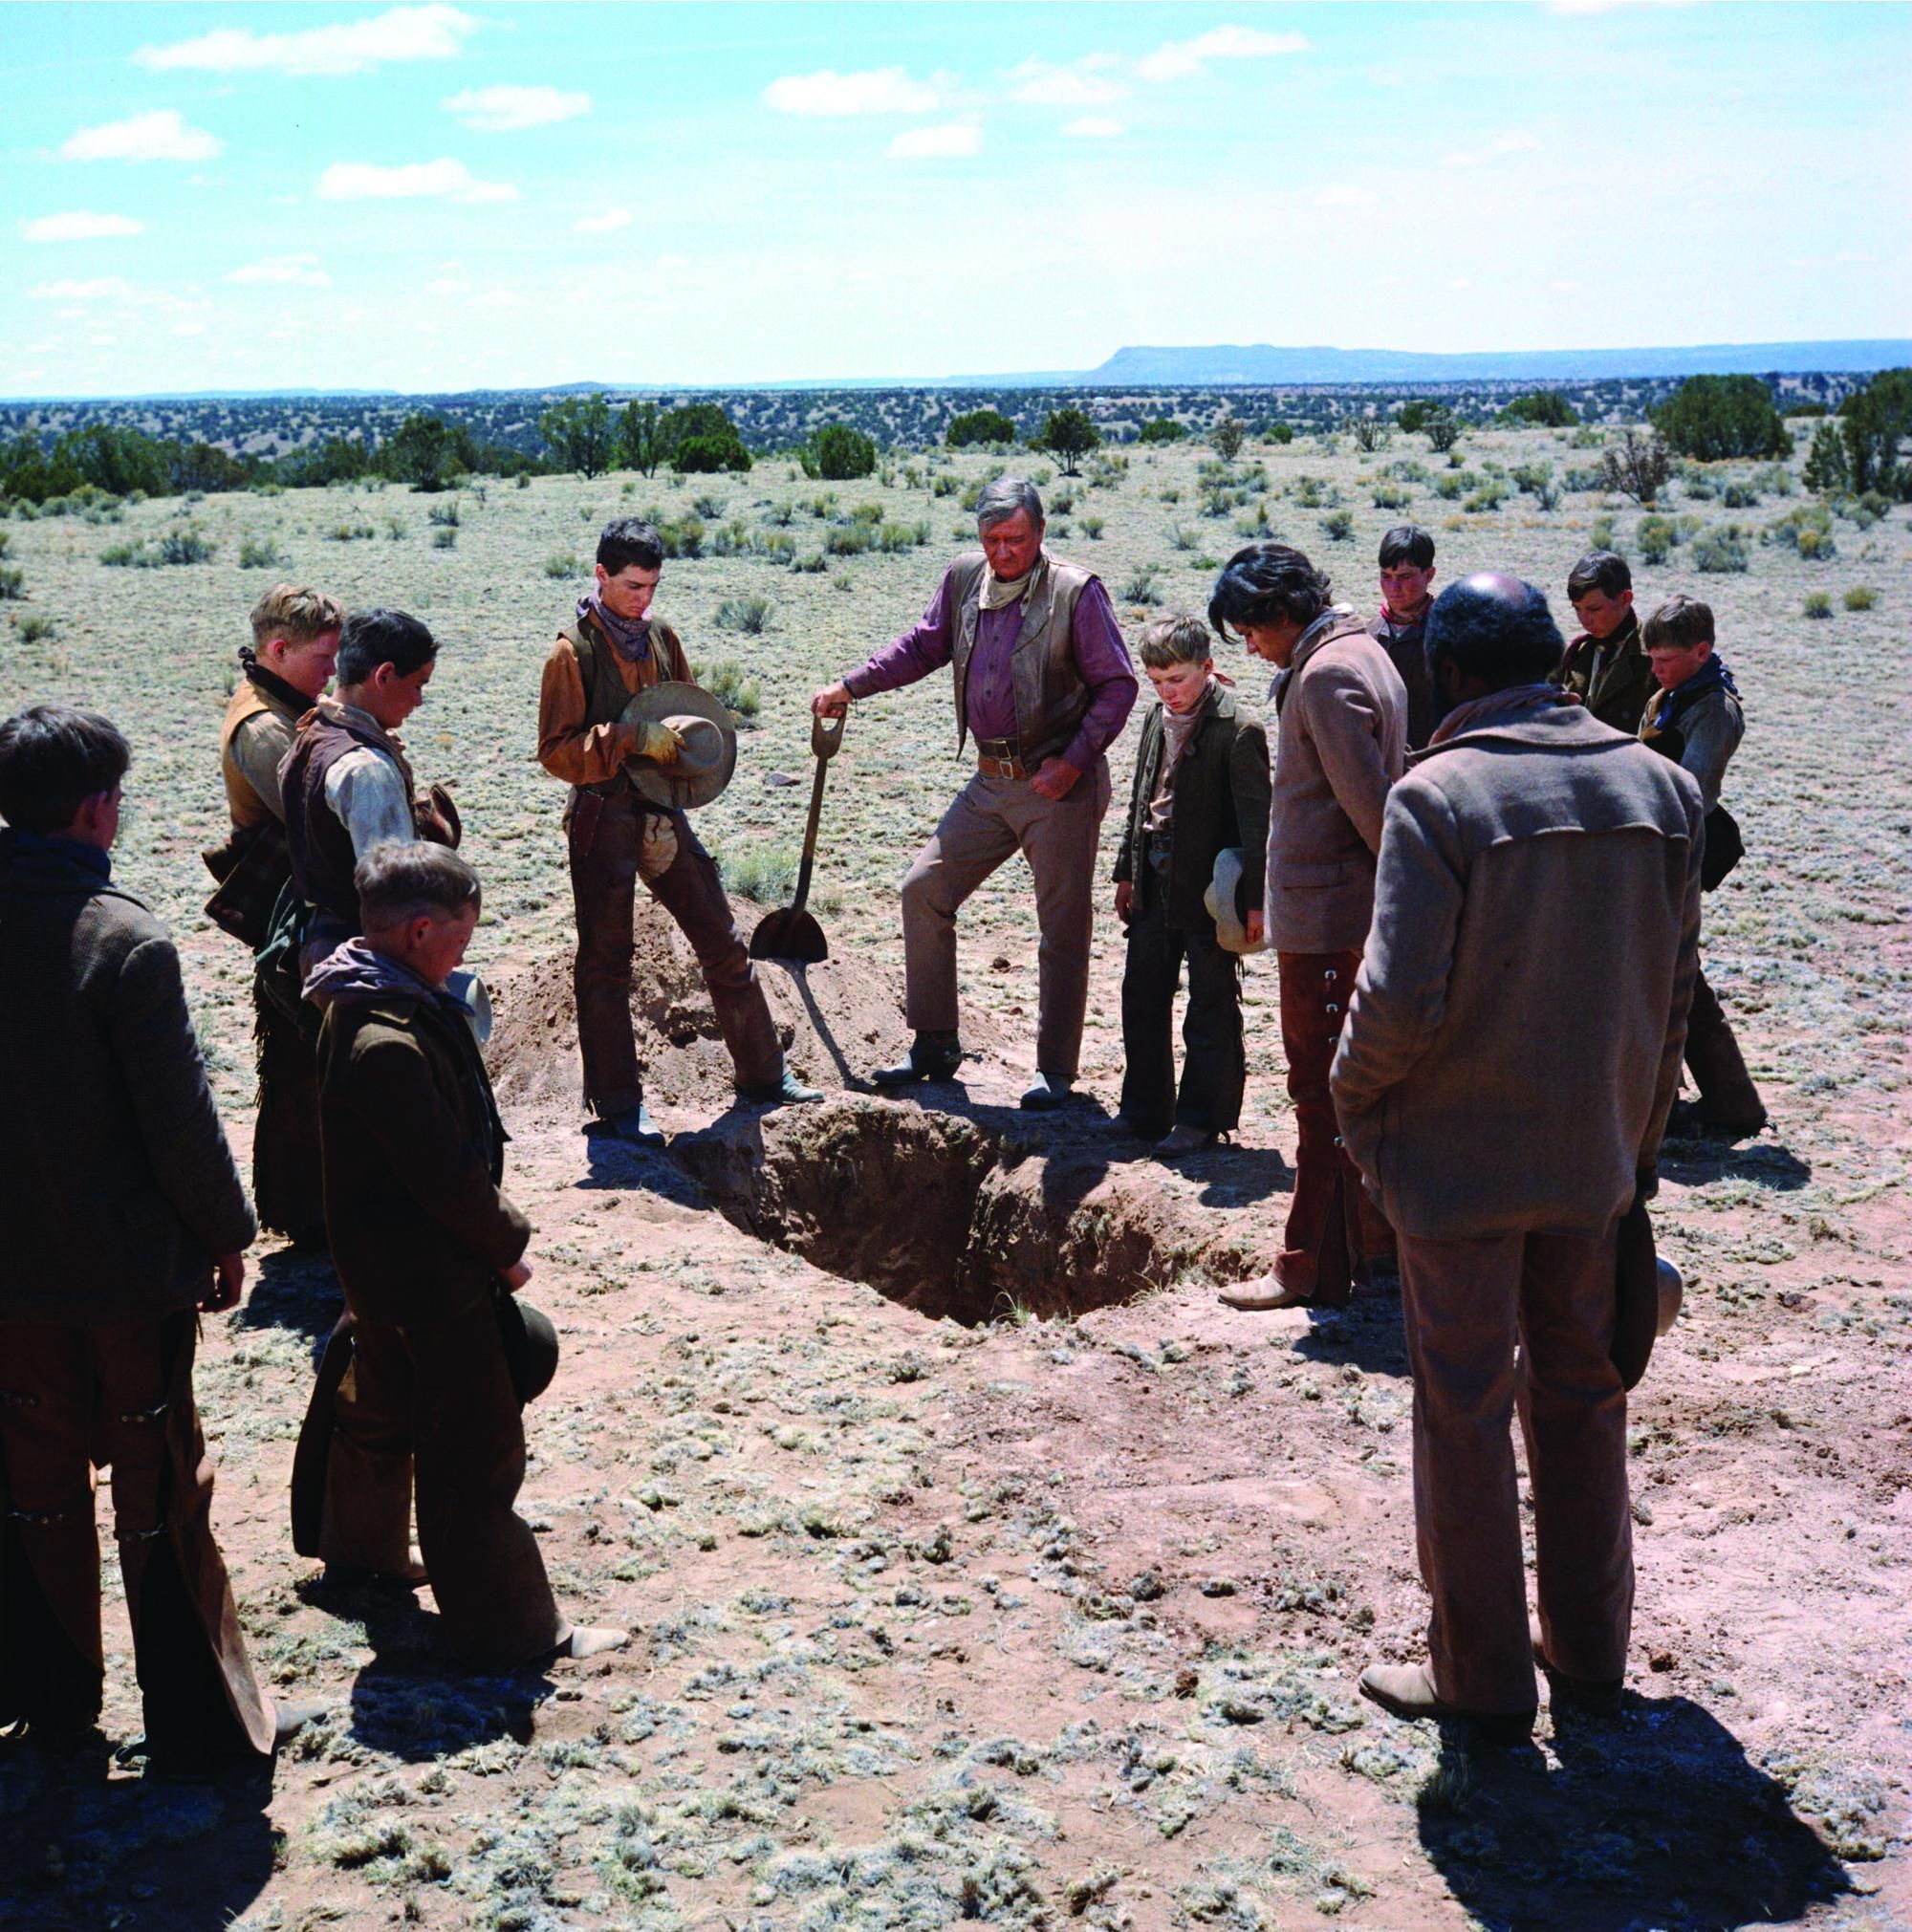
[1330, 690, 1703, 1242]
[1264, 611, 1408, 953]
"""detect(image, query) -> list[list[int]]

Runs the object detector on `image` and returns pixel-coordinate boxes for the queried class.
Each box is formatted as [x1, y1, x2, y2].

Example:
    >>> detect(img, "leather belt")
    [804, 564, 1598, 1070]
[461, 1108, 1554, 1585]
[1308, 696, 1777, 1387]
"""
[975, 738, 1028, 780]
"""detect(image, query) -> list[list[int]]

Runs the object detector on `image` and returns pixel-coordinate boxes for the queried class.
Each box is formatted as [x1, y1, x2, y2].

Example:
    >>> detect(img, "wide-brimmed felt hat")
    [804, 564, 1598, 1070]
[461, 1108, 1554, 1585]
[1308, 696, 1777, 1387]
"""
[1611, 1198, 1661, 1390]
[621, 680, 738, 811]
[1204, 848, 1267, 954]
[495, 1289, 559, 1404]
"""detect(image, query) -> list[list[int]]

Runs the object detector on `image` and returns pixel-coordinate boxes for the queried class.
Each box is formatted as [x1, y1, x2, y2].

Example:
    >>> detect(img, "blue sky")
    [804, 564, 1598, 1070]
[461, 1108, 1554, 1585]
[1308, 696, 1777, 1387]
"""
[2, 2, 1905, 398]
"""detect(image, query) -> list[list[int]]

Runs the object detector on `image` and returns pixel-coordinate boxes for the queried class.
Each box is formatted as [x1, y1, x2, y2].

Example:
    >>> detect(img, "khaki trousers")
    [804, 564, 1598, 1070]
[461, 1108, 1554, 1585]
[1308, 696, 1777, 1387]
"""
[0, 1313, 274, 1754]
[570, 790, 783, 1118]
[315, 1296, 564, 1669]
[1396, 1223, 1633, 1713]
[900, 759, 1113, 1080]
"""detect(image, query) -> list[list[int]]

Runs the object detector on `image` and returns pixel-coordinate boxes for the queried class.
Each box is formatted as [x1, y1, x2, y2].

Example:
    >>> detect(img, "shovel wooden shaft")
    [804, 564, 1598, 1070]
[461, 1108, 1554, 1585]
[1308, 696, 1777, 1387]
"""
[789, 750, 828, 917]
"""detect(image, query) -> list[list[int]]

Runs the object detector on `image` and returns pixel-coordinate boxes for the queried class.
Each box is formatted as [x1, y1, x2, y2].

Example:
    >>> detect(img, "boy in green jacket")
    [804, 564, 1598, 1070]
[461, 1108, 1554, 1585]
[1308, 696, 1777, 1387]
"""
[1111, 615, 1271, 1156]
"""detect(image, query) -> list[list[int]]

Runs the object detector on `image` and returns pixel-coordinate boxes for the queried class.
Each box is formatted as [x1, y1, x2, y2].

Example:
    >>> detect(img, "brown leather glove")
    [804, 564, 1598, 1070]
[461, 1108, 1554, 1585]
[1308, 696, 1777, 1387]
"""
[629, 720, 684, 765]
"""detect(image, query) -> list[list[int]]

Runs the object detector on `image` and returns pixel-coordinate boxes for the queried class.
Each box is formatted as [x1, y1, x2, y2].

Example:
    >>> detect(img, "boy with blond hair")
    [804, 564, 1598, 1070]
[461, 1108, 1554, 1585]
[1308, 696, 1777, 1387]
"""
[206, 583, 343, 1244]
[1111, 614, 1271, 1156]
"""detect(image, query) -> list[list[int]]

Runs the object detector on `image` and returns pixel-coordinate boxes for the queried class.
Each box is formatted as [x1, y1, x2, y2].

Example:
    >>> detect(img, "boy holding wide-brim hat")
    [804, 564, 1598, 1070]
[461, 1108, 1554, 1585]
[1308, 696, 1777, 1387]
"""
[537, 517, 818, 1147]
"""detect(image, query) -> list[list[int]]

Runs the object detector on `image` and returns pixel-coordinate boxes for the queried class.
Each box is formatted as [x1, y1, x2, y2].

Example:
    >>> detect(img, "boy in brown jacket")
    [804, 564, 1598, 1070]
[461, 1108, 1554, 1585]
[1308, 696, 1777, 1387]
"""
[303, 842, 624, 1668]
[1206, 545, 1407, 1310]
[1333, 575, 1703, 1738]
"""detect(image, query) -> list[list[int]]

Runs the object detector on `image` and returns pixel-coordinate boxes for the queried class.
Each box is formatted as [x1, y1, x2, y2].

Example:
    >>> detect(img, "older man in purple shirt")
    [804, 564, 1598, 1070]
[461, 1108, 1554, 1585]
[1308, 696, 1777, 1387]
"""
[814, 478, 1138, 1108]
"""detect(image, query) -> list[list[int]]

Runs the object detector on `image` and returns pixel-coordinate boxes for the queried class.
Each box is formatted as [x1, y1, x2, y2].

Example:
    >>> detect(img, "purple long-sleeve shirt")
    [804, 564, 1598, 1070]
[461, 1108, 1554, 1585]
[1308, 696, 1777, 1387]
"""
[844, 561, 1138, 772]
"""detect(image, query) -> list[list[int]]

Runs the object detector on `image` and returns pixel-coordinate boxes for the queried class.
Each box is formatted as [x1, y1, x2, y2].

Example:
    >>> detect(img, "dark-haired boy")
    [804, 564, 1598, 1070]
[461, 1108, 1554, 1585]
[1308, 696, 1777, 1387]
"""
[1639, 595, 1766, 1138]
[0, 703, 298, 1765]
[1332, 573, 1702, 1737]
[280, 606, 447, 966]
[1368, 525, 1439, 749]
[1112, 615, 1271, 1155]
[1206, 545, 1406, 1310]
[1556, 551, 1652, 733]
[539, 519, 815, 1147]
[305, 841, 626, 1667]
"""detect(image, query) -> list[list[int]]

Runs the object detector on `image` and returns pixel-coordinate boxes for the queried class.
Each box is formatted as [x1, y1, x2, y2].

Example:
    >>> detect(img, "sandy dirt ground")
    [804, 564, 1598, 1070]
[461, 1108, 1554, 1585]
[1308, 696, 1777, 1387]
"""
[1, 430, 1908, 1929]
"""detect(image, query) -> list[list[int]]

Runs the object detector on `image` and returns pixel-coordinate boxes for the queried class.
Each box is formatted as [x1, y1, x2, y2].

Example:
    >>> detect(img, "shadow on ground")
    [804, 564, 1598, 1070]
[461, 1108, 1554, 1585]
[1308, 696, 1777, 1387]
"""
[0, 1733, 277, 1932]
[1417, 1695, 1849, 1931]
[234, 1244, 342, 1344]
[1659, 1132, 1813, 1195]
[295, 1576, 553, 1764]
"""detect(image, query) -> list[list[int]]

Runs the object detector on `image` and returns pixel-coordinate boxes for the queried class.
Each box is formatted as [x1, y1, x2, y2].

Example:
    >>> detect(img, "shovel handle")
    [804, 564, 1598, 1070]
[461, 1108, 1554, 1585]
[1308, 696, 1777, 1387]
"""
[790, 713, 842, 915]
[812, 710, 846, 761]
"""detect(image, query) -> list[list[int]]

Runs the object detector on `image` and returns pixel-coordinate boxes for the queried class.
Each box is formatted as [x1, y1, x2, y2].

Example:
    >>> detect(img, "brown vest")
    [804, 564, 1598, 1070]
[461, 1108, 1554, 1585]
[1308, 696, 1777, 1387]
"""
[281, 706, 418, 926]
[946, 551, 1097, 766]
[561, 614, 690, 796]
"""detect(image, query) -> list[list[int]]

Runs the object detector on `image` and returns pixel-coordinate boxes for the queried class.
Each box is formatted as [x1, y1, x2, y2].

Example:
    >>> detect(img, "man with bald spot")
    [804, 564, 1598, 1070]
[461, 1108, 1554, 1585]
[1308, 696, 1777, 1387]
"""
[1332, 573, 1703, 1739]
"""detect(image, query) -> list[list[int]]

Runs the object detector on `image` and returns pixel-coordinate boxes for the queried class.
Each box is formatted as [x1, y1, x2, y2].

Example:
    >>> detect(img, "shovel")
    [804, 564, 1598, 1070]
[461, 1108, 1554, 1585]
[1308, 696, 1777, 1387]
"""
[749, 709, 845, 965]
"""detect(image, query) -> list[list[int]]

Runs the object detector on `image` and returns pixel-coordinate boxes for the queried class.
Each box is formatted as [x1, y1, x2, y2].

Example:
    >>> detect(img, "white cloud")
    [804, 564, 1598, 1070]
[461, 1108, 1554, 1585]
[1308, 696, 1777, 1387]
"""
[428, 275, 470, 294]
[1062, 118, 1125, 140]
[764, 67, 939, 116]
[1314, 184, 1376, 207]
[228, 252, 332, 288]
[444, 84, 590, 131]
[20, 210, 145, 242]
[317, 159, 516, 203]
[1136, 26, 1308, 84]
[887, 121, 981, 160]
[1442, 131, 1540, 167]
[135, 5, 475, 76]
[574, 207, 633, 233]
[30, 277, 139, 301]
[1005, 56, 1127, 108]
[60, 109, 222, 163]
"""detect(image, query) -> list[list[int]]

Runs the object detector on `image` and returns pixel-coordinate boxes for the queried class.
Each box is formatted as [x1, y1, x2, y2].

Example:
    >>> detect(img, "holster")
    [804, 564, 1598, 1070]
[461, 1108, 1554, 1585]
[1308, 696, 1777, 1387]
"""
[568, 786, 609, 860]
[202, 818, 292, 952]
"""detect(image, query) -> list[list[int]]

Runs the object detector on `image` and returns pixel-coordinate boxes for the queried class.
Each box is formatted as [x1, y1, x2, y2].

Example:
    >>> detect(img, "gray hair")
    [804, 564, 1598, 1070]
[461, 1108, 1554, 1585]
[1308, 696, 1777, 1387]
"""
[357, 839, 481, 930]
[974, 476, 1044, 532]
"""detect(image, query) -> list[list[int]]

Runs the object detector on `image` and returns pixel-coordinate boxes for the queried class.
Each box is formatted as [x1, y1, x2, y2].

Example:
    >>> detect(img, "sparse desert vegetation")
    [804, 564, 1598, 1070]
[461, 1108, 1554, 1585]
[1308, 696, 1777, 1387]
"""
[0, 412, 1907, 1931]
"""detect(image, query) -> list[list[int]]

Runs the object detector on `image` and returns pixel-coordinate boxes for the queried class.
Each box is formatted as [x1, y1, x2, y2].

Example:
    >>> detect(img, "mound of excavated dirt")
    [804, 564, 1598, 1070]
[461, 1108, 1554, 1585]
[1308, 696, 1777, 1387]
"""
[485, 892, 1007, 1115]
[671, 1096, 1274, 1322]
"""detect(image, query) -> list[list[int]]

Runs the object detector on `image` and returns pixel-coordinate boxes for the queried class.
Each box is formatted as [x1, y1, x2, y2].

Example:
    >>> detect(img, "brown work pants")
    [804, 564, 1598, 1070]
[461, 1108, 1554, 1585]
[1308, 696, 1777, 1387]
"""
[1119, 879, 1246, 1135]
[570, 790, 783, 1118]
[1397, 1223, 1633, 1714]
[314, 1296, 564, 1668]
[1277, 948, 1392, 1298]
[0, 1312, 273, 1754]
[900, 759, 1113, 1081]
[252, 979, 324, 1243]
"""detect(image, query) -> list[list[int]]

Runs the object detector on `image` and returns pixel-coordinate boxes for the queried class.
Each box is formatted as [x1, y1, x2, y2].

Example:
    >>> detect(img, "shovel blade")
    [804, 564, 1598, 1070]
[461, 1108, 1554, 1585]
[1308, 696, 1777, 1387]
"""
[749, 908, 829, 965]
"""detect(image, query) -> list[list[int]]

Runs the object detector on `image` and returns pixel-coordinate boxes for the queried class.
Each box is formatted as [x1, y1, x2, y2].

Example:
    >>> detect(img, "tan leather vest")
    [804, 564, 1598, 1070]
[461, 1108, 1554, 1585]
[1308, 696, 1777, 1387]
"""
[219, 678, 300, 829]
[947, 551, 1097, 766]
